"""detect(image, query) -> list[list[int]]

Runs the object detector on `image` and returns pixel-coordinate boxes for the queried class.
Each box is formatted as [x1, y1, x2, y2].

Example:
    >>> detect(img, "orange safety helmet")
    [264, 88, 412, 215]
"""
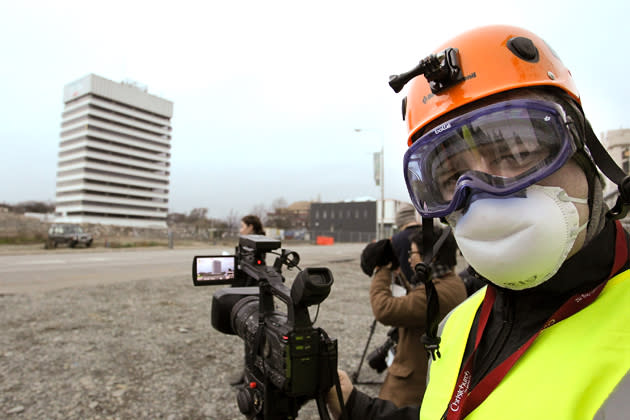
[399, 25, 581, 146]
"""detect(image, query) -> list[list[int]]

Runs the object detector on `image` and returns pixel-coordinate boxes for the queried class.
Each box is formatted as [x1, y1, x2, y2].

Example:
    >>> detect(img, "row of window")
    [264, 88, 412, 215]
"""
[65, 93, 171, 124]
[313, 208, 370, 220]
[56, 178, 168, 195]
[56, 200, 168, 212]
[56, 189, 168, 203]
[61, 121, 170, 151]
[89, 93, 172, 122]
[83, 156, 169, 176]
[57, 167, 169, 186]
[60, 135, 170, 158]
[63, 101, 171, 133]
[64, 211, 166, 221]
[60, 144, 170, 166]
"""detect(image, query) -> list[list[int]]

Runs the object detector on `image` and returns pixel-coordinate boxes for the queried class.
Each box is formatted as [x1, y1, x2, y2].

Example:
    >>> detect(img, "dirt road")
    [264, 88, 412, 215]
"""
[1, 244, 388, 419]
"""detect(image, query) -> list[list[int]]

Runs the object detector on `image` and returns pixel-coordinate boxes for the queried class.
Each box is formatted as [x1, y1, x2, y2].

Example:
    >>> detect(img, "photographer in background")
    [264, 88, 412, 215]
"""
[240, 214, 266, 236]
[391, 203, 422, 282]
[362, 226, 467, 407]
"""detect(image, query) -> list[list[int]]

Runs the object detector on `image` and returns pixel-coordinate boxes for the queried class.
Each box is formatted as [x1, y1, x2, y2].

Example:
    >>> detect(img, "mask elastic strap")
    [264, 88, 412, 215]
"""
[557, 190, 588, 205]
[556, 189, 588, 236]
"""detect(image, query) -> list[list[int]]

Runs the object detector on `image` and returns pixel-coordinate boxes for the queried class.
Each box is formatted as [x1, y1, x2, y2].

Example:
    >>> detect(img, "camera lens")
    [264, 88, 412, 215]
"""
[367, 338, 395, 373]
[231, 296, 259, 340]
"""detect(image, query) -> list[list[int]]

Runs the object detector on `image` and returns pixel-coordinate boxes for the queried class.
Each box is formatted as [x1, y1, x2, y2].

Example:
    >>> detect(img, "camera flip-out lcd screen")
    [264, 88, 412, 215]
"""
[193, 255, 236, 286]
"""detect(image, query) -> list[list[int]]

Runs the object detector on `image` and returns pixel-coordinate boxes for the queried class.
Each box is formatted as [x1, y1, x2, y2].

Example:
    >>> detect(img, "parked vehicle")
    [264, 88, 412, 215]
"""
[46, 224, 93, 248]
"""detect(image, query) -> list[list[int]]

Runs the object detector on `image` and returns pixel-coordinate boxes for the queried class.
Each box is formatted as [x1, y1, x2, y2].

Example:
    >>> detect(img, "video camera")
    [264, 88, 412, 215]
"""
[192, 235, 341, 420]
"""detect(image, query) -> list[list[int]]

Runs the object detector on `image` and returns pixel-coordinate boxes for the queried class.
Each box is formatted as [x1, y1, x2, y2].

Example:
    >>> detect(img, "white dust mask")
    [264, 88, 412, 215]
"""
[445, 185, 588, 290]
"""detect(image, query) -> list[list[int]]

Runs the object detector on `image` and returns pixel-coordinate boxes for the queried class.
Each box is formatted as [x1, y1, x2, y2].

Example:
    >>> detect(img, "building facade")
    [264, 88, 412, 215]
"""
[311, 201, 377, 243]
[310, 199, 406, 242]
[54, 74, 173, 228]
[266, 201, 311, 230]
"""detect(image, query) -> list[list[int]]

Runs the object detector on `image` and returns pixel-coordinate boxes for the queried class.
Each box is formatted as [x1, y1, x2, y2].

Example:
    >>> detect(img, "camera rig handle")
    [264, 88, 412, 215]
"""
[240, 257, 334, 330]
[240, 263, 302, 322]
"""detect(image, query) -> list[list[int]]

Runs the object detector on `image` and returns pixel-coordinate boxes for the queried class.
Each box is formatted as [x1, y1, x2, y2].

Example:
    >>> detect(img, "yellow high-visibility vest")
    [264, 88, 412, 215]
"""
[420, 270, 630, 420]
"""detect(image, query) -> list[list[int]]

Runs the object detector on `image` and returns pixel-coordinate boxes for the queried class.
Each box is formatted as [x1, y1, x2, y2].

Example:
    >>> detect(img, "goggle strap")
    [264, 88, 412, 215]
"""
[421, 217, 435, 263]
[584, 119, 626, 185]
[584, 119, 630, 219]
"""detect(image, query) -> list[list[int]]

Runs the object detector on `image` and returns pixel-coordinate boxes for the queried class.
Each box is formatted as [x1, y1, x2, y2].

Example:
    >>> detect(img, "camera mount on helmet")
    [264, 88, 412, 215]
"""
[389, 47, 464, 94]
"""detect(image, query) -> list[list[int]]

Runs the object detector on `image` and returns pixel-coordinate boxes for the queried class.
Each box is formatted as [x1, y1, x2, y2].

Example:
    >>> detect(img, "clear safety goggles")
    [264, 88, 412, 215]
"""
[403, 99, 577, 218]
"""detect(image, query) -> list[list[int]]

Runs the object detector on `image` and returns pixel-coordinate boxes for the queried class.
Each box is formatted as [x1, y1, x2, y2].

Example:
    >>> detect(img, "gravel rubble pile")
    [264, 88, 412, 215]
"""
[1, 258, 390, 419]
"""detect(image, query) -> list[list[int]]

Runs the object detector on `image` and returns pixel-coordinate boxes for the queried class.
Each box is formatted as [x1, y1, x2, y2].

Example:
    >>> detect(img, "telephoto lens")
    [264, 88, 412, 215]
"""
[367, 327, 399, 373]
[367, 337, 396, 373]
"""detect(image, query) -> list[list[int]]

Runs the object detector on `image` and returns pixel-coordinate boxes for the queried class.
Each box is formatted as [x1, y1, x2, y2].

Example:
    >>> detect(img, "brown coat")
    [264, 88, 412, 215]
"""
[369, 266, 467, 408]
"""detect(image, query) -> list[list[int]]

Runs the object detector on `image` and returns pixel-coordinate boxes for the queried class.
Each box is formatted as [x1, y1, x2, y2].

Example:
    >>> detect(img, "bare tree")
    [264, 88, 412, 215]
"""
[271, 197, 288, 211]
[267, 197, 292, 229]
[249, 204, 268, 223]
[4, 200, 55, 214]
[225, 209, 240, 235]
[187, 208, 208, 223]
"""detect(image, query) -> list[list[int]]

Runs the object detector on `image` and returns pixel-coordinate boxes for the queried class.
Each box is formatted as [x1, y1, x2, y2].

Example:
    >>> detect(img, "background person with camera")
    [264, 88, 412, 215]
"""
[390, 203, 422, 282]
[362, 226, 467, 408]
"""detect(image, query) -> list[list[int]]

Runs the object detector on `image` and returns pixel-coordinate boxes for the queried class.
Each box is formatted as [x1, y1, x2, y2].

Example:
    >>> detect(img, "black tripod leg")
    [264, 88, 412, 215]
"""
[350, 318, 377, 383]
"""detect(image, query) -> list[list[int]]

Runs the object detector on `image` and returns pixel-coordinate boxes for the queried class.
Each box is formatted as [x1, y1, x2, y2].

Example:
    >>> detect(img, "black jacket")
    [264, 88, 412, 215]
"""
[344, 219, 629, 419]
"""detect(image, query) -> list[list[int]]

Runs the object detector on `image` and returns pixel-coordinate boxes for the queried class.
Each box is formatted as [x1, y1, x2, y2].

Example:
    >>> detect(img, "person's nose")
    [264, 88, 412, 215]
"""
[466, 154, 492, 174]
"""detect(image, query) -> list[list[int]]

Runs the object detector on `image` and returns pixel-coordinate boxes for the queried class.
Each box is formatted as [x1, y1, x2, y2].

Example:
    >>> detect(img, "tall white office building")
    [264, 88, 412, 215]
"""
[54, 74, 173, 228]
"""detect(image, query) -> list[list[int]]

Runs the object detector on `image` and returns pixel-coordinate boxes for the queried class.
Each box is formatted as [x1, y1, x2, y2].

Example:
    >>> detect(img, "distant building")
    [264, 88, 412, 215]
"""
[54, 74, 173, 228]
[286, 201, 311, 228]
[310, 199, 405, 242]
[267, 201, 311, 230]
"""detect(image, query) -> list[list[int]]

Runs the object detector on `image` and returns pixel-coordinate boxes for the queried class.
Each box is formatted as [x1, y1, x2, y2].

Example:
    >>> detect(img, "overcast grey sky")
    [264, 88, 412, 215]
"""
[1, 0, 628, 219]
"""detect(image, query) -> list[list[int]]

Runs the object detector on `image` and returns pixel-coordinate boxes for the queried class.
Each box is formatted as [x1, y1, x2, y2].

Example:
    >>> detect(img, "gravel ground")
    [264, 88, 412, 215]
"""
[1, 253, 390, 419]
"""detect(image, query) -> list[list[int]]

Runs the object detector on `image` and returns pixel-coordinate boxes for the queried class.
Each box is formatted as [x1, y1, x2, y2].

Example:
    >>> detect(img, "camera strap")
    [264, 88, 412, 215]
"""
[419, 218, 453, 360]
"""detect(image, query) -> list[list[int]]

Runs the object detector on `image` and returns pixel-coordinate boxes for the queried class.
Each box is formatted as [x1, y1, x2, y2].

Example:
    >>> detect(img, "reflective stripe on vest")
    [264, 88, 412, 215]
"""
[419, 269, 630, 420]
